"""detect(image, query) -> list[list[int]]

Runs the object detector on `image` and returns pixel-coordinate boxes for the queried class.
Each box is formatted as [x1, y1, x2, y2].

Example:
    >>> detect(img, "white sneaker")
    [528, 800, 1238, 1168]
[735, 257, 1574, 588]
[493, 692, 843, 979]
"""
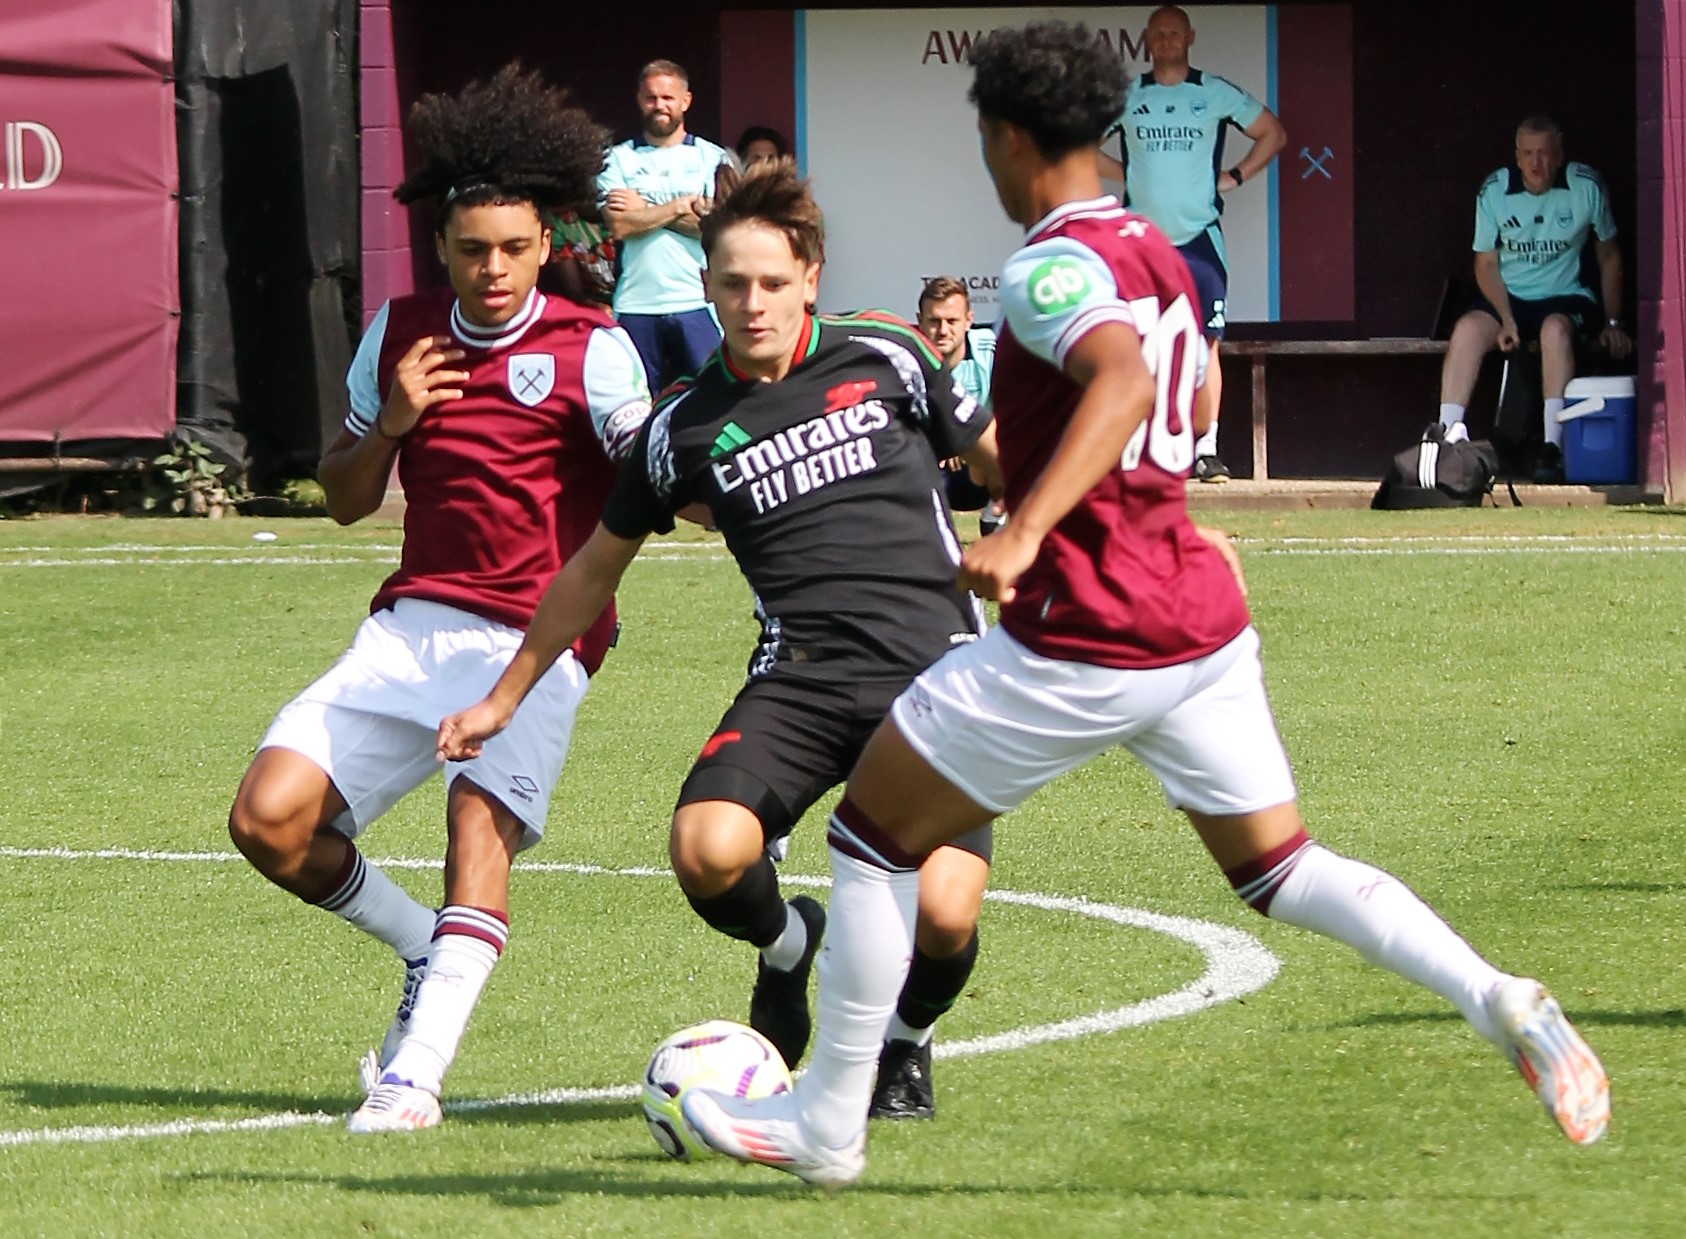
[357, 1049, 381, 1097]
[346, 1078, 442, 1134]
[1486, 977, 1610, 1145]
[681, 1088, 865, 1188]
[379, 955, 429, 1069]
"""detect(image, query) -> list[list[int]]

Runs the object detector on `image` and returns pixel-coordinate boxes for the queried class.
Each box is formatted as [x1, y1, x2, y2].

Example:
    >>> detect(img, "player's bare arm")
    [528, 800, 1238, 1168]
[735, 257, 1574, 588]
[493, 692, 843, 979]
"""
[1473, 250, 1520, 350]
[1219, 108, 1287, 193]
[319, 334, 467, 525]
[435, 523, 645, 760]
[958, 419, 1004, 494]
[602, 188, 702, 241]
[958, 322, 1153, 602]
[1595, 238, 1632, 359]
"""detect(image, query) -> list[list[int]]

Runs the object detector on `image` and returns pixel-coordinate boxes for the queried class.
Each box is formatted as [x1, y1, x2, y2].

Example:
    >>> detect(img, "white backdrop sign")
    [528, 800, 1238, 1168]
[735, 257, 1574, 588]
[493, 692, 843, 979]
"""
[798, 7, 1275, 321]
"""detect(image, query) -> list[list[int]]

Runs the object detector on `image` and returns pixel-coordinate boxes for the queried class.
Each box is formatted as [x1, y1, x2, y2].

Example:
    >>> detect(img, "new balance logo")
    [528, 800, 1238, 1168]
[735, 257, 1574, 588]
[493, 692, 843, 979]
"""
[711, 421, 752, 458]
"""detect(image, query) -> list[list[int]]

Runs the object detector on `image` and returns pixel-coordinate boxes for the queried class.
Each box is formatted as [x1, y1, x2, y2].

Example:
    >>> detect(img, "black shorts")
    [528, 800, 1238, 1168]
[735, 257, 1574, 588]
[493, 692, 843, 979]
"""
[677, 669, 994, 863]
[942, 460, 991, 512]
[1176, 230, 1230, 341]
[1470, 293, 1598, 343]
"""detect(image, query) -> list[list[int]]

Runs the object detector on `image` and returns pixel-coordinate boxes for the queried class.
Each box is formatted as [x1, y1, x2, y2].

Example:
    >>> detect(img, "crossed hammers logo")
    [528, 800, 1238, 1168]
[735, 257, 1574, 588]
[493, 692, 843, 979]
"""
[1299, 146, 1334, 180]
[514, 367, 546, 399]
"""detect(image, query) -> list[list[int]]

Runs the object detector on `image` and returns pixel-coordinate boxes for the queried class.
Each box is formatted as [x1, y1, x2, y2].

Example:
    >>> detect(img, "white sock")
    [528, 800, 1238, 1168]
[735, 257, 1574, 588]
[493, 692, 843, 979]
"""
[1543, 398, 1566, 447]
[795, 848, 918, 1148]
[383, 906, 508, 1095]
[316, 847, 435, 961]
[1195, 421, 1220, 457]
[883, 1014, 934, 1047]
[1264, 844, 1509, 1045]
[759, 901, 809, 972]
[1438, 402, 1466, 429]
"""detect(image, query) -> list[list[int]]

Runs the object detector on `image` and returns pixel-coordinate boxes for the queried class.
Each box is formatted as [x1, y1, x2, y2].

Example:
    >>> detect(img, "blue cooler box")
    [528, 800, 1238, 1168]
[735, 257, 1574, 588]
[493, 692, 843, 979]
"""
[1559, 377, 1637, 485]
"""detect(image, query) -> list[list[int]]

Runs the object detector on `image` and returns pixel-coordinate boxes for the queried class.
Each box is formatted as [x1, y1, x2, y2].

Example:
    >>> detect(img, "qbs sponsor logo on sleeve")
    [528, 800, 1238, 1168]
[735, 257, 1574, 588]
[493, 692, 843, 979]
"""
[1027, 257, 1092, 316]
[3, 121, 63, 191]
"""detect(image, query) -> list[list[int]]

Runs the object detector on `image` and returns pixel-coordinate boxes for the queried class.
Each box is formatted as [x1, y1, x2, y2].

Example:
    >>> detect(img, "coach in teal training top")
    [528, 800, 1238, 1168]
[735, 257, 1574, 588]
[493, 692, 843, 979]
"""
[1434, 115, 1631, 482]
[1098, 4, 1285, 483]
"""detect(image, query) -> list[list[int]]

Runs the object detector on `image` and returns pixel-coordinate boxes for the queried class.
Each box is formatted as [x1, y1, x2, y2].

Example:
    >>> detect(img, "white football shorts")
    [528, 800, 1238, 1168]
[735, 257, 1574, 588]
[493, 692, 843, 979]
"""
[260, 597, 587, 847]
[889, 624, 1296, 817]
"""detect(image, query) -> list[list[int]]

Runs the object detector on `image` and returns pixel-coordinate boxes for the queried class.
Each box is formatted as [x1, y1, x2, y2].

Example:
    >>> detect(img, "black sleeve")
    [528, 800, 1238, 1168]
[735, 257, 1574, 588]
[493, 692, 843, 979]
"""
[600, 413, 679, 539]
[916, 347, 991, 462]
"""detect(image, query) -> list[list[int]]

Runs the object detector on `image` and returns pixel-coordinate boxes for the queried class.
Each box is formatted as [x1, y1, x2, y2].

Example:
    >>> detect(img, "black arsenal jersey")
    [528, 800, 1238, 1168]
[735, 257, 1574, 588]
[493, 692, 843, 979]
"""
[603, 311, 991, 678]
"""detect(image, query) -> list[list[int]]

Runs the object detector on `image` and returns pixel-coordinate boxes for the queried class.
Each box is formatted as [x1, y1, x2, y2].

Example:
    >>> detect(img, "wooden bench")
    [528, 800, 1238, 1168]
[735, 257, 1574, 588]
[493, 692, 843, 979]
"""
[1223, 339, 1449, 480]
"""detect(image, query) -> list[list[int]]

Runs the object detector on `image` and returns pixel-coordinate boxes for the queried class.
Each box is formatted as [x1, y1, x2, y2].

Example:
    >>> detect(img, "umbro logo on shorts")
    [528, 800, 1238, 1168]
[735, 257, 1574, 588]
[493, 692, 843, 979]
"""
[506, 774, 540, 802]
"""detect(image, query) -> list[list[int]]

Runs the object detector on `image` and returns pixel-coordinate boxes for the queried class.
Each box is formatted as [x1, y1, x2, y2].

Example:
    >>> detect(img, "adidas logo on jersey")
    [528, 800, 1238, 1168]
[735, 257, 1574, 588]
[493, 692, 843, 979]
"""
[1503, 215, 1522, 229]
[1132, 103, 1151, 116]
[712, 421, 752, 458]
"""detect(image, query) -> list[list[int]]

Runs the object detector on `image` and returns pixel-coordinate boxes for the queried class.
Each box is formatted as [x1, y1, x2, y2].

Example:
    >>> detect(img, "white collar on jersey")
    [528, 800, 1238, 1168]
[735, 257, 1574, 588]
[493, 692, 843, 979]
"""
[449, 288, 546, 350]
[1025, 195, 1124, 241]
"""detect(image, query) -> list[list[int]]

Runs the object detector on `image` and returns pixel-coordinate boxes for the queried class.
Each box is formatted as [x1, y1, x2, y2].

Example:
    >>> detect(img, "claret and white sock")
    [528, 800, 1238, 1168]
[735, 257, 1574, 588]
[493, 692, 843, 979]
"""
[1227, 829, 1509, 1045]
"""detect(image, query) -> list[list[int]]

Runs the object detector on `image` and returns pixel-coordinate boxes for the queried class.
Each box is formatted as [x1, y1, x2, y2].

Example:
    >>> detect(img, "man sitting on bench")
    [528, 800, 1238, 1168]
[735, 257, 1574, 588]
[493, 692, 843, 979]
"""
[1435, 115, 1631, 482]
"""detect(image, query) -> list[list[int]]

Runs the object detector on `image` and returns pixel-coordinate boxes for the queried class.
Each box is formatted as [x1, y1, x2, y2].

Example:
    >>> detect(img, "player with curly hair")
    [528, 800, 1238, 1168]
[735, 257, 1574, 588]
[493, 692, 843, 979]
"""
[227, 64, 653, 1133]
[680, 21, 1609, 1186]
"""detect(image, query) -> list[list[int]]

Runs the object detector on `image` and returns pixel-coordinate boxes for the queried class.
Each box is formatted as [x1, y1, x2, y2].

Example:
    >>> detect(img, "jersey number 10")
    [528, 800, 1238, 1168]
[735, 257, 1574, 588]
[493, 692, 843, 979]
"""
[1119, 293, 1201, 476]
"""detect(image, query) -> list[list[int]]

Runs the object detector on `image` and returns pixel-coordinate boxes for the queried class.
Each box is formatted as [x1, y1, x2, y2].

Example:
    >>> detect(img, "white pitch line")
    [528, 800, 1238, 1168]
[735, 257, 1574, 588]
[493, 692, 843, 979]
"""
[0, 549, 729, 569]
[3, 535, 1678, 570]
[1249, 545, 1686, 557]
[0, 845, 1277, 1149]
[1254, 533, 1686, 546]
[0, 1111, 340, 1149]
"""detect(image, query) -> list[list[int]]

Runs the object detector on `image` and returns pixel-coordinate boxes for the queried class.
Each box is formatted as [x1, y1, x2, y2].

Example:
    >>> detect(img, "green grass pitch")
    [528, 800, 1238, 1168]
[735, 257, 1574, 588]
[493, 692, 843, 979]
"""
[0, 507, 1682, 1237]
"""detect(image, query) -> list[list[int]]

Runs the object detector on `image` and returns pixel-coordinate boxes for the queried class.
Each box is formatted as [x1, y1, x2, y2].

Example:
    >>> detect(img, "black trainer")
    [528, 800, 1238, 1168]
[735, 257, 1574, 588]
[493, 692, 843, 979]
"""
[868, 1038, 934, 1120]
[1534, 442, 1566, 484]
[749, 895, 826, 1068]
[1194, 454, 1231, 483]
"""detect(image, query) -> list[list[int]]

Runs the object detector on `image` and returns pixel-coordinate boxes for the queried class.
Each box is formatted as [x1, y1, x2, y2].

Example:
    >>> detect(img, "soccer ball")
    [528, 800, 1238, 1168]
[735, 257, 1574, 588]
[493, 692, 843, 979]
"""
[641, 1019, 792, 1160]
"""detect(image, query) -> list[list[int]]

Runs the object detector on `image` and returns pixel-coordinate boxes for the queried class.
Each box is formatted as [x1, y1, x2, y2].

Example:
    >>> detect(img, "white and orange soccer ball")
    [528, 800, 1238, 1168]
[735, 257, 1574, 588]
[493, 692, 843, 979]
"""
[641, 1019, 793, 1160]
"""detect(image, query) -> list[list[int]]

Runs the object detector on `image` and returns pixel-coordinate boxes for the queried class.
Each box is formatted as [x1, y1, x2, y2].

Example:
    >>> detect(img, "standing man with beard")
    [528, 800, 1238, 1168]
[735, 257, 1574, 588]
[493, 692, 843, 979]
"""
[599, 59, 734, 392]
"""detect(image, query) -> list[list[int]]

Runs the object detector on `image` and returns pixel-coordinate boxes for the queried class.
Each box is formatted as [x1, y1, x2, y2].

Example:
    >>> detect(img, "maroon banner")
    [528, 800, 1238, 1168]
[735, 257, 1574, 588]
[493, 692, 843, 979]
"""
[0, 0, 177, 443]
[1276, 4, 1356, 321]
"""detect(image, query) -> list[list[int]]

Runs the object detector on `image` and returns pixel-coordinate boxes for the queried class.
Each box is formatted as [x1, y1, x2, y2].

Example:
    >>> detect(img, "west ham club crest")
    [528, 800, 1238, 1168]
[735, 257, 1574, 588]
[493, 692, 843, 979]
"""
[507, 354, 556, 407]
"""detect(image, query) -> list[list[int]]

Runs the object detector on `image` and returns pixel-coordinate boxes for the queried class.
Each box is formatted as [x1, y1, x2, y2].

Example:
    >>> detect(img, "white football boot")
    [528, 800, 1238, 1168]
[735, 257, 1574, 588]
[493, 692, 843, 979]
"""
[347, 1078, 442, 1134]
[1486, 977, 1610, 1145]
[682, 1088, 865, 1188]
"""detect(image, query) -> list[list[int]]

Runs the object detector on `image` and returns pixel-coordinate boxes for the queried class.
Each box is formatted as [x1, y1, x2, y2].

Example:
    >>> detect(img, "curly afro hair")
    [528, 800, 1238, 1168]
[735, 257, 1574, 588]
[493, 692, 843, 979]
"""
[967, 22, 1127, 157]
[395, 63, 609, 231]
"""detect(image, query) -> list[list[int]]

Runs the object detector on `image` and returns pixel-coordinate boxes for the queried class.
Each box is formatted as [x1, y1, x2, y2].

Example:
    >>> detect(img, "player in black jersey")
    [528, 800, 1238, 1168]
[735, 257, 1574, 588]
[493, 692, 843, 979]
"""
[437, 159, 1002, 1119]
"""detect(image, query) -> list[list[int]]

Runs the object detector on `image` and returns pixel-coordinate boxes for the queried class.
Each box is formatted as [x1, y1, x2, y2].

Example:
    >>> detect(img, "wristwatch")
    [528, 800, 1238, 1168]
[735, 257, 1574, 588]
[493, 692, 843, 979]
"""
[1606, 317, 1623, 329]
[1226, 165, 1245, 185]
